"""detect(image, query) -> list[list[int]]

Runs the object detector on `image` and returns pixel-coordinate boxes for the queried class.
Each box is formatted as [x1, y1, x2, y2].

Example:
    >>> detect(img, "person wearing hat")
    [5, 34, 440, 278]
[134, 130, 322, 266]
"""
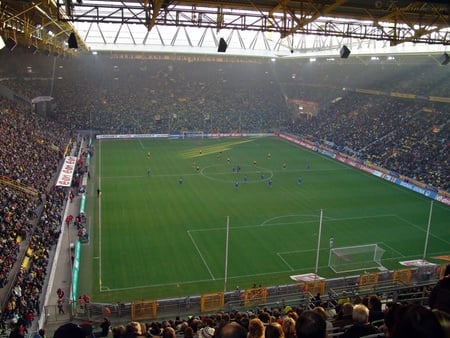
[199, 326, 216, 338]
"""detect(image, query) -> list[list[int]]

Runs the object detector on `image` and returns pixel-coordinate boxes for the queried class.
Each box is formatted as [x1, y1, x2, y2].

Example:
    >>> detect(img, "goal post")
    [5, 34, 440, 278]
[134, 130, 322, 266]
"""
[328, 244, 386, 274]
[182, 131, 204, 139]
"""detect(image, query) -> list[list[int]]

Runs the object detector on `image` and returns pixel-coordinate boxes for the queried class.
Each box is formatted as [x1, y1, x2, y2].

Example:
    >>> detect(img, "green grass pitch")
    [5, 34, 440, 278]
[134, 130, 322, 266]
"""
[79, 136, 450, 303]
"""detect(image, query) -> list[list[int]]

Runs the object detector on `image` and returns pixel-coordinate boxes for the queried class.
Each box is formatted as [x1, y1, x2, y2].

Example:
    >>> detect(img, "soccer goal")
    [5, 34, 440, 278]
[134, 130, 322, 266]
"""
[328, 244, 386, 274]
[182, 131, 204, 139]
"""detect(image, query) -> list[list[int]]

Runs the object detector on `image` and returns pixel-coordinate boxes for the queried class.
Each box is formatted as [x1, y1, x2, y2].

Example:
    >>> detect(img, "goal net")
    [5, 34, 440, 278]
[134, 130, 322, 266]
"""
[328, 244, 386, 274]
[182, 131, 204, 139]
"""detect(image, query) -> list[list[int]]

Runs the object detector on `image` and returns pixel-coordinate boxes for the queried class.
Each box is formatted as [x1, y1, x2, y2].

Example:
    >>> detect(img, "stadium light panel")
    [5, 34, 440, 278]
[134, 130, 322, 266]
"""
[68, 32, 78, 49]
[340, 45, 351, 58]
[439, 52, 449, 66]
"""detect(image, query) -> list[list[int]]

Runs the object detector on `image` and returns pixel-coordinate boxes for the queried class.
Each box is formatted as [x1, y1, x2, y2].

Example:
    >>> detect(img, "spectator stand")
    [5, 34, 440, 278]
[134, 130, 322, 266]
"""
[32, 137, 88, 335]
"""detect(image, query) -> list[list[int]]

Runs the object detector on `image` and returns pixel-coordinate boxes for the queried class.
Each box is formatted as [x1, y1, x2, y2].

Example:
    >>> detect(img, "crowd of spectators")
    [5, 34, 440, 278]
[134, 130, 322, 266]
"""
[287, 91, 449, 191]
[0, 95, 72, 332]
[273, 59, 449, 192]
[0, 97, 71, 192]
[48, 57, 287, 134]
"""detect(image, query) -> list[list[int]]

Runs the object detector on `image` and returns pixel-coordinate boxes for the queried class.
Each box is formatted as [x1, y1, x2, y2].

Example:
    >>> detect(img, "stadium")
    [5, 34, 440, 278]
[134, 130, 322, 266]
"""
[0, 0, 450, 337]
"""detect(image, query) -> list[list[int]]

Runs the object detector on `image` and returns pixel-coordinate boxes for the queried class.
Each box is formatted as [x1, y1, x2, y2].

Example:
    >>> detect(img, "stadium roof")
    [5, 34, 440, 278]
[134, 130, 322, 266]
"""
[0, 0, 449, 57]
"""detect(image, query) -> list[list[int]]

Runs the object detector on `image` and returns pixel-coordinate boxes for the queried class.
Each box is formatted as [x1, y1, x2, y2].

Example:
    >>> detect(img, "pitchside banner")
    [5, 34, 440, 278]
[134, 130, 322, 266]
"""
[56, 156, 77, 187]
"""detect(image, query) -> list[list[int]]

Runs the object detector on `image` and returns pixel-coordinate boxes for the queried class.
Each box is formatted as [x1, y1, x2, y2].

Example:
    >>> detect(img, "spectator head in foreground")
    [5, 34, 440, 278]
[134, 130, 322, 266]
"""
[265, 322, 285, 338]
[162, 327, 177, 338]
[352, 304, 370, 324]
[53, 323, 85, 338]
[125, 321, 145, 337]
[383, 303, 405, 338]
[432, 310, 450, 338]
[391, 304, 445, 338]
[281, 316, 296, 338]
[429, 264, 450, 313]
[247, 318, 265, 338]
[216, 322, 248, 338]
[295, 310, 327, 338]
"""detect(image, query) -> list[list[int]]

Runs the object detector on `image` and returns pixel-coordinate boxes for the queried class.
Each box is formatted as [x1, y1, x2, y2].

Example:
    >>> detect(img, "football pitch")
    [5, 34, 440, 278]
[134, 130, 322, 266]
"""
[79, 136, 450, 303]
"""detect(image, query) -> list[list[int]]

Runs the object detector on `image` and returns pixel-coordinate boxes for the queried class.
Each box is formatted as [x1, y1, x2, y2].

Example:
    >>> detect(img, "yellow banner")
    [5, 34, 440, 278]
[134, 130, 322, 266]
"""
[390, 92, 416, 99]
[429, 96, 450, 103]
[355, 88, 380, 95]
[201, 292, 224, 312]
[358, 272, 379, 291]
[244, 287, 267, 307]
[303, 280, 326, 295]
[393, 268, 412, 285]
[131, 300, 158, 321]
